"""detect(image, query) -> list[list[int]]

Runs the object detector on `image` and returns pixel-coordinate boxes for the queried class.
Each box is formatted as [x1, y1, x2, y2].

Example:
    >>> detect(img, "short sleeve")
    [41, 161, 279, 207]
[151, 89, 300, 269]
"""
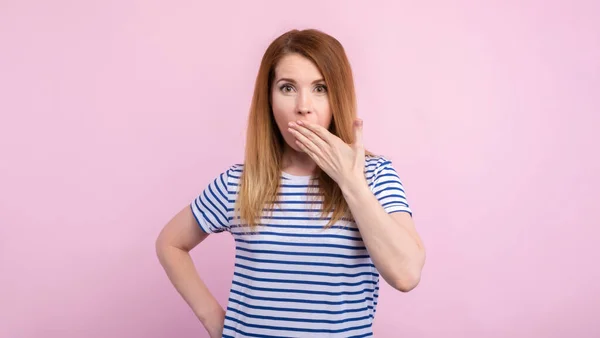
[371, 158, 413, 216]
[190, 167, 234, 234]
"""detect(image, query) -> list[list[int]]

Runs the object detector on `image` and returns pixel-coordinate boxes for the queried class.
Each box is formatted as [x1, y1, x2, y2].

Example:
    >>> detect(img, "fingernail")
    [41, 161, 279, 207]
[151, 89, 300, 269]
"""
[297, 120, 303, 125]
[288, 121, 295, 127]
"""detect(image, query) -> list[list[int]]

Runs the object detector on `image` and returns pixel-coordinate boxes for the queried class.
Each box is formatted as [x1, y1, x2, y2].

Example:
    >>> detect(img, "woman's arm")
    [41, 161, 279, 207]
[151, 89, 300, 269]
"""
[288, 119, 425, 291]
[155, 206, 225, 338]
[340, 180, 425, 292]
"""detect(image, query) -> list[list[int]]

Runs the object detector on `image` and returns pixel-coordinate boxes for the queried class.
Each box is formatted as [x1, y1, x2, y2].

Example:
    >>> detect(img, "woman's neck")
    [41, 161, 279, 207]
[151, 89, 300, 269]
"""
[281, 145, 317, 176]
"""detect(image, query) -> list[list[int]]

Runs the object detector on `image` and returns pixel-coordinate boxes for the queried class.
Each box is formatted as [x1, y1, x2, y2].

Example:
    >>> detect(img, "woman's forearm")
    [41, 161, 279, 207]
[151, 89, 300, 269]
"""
[340, 178, 425, 291]
[156, 245, 225, 336]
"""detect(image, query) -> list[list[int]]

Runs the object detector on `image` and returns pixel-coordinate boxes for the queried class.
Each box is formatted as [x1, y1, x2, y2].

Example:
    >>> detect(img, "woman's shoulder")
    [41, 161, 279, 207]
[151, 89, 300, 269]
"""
[223, 163, 244, 180]
[364, 153, 401, 184]
[203, 163, 244, 186]
[365, 153, 394, 168]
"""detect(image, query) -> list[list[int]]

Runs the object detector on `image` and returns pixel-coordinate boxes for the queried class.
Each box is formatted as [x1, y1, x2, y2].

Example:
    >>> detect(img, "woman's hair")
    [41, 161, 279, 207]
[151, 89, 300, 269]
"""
[234, 28, 374, 229]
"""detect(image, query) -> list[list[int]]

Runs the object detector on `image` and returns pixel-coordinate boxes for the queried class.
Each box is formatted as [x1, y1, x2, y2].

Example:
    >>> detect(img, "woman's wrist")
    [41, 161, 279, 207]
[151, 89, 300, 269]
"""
[203, 307, 225, 337]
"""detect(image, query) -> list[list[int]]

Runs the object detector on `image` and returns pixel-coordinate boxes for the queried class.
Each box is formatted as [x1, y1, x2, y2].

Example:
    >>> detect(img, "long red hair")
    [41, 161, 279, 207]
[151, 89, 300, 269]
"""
[234, 28, 374, 229]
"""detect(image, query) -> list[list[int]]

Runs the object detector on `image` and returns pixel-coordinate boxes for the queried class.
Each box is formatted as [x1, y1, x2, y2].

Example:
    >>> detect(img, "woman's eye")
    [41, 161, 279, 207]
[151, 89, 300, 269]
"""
[280, 84, 294, 93]
[315, 85, 328, 93]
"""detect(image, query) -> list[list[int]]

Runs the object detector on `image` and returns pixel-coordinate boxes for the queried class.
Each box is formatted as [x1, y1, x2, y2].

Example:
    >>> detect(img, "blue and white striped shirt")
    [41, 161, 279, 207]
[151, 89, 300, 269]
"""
[190, 155, 412, 337]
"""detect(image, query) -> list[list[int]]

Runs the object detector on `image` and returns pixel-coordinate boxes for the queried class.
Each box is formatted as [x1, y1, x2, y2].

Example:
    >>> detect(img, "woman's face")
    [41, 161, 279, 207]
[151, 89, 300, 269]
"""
[271, 53, 332, 152]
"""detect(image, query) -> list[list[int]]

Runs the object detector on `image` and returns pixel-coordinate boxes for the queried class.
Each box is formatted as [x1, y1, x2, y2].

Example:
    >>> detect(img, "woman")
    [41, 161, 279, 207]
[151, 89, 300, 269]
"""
[156, 28, 426, 338]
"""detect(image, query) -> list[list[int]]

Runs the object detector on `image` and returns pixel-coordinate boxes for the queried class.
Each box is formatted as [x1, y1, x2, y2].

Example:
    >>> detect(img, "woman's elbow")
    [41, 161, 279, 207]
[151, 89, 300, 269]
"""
[390, 254, 425, 292]
[390, 272, 421, 292]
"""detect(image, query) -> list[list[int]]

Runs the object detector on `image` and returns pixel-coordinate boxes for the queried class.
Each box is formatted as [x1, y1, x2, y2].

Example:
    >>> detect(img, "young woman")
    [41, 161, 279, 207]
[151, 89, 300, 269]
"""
[156, 28, 426, 338]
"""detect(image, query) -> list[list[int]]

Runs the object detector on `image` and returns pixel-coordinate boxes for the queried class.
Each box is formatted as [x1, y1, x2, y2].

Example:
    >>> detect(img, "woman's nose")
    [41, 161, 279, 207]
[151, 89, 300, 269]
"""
[296, 92, 312, 115]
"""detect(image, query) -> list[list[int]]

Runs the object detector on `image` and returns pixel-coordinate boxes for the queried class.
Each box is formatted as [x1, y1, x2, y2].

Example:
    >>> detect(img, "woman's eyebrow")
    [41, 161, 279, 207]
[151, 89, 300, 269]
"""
[276, 77, 325, 84]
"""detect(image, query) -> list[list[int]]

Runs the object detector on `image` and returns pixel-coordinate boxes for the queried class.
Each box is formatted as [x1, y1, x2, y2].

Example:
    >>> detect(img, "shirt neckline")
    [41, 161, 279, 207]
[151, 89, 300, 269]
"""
[281, 171, 318, 183]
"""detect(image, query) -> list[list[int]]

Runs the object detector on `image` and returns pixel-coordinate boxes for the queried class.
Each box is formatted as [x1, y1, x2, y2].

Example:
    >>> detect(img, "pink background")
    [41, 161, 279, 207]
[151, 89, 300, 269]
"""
[1, 1, 599, 337]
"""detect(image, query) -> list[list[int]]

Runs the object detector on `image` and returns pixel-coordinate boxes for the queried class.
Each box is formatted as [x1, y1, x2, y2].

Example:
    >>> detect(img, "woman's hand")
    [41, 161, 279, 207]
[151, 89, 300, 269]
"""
[288, 118, 366, 190]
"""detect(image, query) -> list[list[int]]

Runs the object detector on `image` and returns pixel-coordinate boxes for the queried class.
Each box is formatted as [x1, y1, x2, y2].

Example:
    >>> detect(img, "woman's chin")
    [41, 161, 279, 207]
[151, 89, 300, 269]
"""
[284, 139, 303, 153]
[289, 143, 303, 153]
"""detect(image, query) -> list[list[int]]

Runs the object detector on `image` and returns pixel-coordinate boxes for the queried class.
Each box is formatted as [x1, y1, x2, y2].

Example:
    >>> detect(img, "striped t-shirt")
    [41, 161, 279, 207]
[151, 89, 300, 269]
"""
[190, 155, 412, 338]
